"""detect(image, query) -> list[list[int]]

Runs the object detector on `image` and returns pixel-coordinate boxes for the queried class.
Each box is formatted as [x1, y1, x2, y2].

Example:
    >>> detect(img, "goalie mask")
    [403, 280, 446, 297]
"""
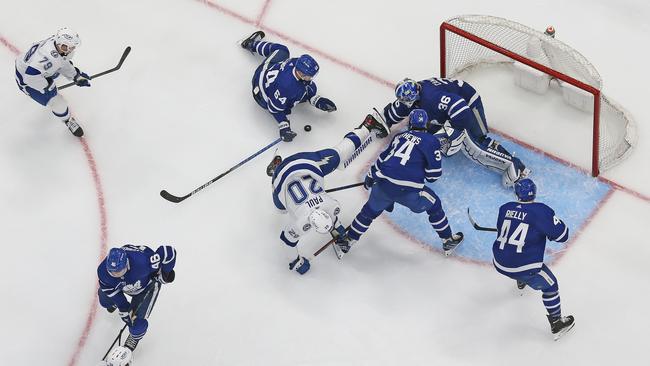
[309, 209, 333, 234]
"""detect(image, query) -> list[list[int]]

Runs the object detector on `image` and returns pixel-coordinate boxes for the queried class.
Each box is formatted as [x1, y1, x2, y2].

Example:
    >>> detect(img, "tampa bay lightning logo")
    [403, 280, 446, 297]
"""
[316, 155, 334, 166]
[50, 50, 59, 58]
[303, 223, 312, 231]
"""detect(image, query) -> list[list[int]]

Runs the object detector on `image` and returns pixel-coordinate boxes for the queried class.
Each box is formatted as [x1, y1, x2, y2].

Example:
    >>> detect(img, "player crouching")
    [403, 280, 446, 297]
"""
[335, 109, 464, 258]
[15, 28, 91, 137]
[266, 110, 390, 274]
[98, 245, 177, 365]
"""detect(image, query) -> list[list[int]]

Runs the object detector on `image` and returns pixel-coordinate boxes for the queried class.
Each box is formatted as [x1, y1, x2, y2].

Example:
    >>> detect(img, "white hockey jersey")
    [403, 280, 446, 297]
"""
[15, 36, 77, 93]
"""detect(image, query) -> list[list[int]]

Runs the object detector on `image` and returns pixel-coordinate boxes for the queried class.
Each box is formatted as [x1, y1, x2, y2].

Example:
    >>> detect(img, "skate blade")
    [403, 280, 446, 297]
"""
[332, 244, 345, 260]
[553, 321, 576, 341]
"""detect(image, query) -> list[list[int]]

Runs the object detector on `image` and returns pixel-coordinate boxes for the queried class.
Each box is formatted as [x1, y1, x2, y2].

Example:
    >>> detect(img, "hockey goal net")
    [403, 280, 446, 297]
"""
[440, 15, 636, 176]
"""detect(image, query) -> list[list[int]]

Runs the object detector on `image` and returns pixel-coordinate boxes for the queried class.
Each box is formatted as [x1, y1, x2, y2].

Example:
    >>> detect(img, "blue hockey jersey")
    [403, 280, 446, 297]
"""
[253, 57, 318, 123]
[369, 130, 442, 192]
[97, 244, 176, 311]
[492, 201, 569, 275]
[383, 78, 488, 138]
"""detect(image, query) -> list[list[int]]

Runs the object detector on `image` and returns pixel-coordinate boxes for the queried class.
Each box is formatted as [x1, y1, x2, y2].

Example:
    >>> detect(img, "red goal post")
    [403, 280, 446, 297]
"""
[440, 15, 636, 177]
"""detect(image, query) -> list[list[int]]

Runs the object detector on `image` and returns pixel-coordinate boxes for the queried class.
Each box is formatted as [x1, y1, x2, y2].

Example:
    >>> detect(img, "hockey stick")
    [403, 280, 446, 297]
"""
[467, 208, 497, 232]
[60, 46, 132, 90]
[101, 280, 162, 361]
[312, 225, 351, 258]
[160, 137, 282, 203]
[325, 182, 364, 193]
[101, 324, 128, 360]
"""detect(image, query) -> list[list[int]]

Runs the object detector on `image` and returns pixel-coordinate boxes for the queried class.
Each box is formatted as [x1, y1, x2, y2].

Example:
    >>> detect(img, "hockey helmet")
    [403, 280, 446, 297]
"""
[55, 28, 81, 56]
[295, 54, 319, 81]
[408, 109, 429, 130]
[395, 78, 419, 104]
[309, 209, 333, 234]
[514, 178, 537, 202]
[106, 247, 129, 277]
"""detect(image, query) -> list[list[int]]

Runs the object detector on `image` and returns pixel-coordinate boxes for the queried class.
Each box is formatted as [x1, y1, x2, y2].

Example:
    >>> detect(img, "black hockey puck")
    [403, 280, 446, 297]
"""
[304, 125, 312, 132]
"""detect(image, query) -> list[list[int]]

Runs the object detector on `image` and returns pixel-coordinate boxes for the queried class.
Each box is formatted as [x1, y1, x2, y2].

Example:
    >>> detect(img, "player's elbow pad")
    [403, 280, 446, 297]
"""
[552, 226, 569, 243]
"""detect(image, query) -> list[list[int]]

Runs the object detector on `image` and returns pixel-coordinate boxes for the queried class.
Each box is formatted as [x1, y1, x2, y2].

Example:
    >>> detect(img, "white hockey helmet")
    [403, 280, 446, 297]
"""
[54, 28, 81, 56]
[309, 209, 333, 234]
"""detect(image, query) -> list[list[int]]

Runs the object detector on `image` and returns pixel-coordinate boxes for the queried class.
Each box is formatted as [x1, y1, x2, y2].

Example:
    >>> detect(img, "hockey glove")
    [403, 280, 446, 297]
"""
[363, 173, 375, 190]
[157, 269, 175, 284]
[73, 67, 91, 87]
[310, 95, 337, 112]
[278, 121, 297, 142]
[118, 310, 133, 327]
[289, 255, 310, 275]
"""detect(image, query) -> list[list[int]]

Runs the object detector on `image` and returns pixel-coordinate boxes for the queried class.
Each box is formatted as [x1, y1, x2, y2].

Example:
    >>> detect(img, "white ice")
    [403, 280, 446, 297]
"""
[0, 0, 649, 365]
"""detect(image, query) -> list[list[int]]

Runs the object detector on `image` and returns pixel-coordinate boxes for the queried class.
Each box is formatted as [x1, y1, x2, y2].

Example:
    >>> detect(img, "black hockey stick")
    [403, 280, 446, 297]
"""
[60, 46, 132, 90]
[160, 137, 282, 203]
[467, 208, 497, 232]
[102, 324, 128, 360]
[325, 182, 364, 193]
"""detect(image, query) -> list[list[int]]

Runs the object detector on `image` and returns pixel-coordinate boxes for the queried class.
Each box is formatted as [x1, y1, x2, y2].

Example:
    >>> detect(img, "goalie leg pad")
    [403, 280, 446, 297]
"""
[462, 135, 528, 187]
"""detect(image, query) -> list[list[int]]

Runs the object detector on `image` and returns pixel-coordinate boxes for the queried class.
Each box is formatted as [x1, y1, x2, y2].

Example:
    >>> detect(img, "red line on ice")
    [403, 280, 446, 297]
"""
[255, 0, 273, 27]
[0, 34, 109, 366]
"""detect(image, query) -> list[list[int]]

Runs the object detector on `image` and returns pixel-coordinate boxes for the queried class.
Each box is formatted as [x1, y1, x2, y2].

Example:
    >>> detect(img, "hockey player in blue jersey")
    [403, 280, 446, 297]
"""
[15, 28, 90, 137]
[239, 31, 337, 142]
[335, 109, 463, 258]
[266, 111, 390, 274]
[98, 244, 177, 365]
[492, 178, 575, 340]
[383, 77, 529, 187]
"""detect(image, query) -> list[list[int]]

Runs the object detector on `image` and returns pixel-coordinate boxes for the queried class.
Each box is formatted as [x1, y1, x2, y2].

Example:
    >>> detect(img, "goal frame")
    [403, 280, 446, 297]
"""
[440, 21, 602, 176]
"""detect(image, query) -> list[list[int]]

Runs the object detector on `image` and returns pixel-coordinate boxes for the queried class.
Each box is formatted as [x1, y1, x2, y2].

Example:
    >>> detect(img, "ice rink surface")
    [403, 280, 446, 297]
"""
[1, 0, 649, 365]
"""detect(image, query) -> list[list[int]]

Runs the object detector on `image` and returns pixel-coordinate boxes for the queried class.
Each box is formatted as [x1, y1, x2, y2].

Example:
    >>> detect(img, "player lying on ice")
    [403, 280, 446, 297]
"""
[240, 31, 337, 142]
[383, 77, 530, 187]
[266, 110, 390, 274]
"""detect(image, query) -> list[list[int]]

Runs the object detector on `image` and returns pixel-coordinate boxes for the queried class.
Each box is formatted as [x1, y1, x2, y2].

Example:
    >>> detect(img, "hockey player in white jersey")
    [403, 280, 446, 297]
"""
[267, 111, 390, 274]
[15, 28, 91, 137]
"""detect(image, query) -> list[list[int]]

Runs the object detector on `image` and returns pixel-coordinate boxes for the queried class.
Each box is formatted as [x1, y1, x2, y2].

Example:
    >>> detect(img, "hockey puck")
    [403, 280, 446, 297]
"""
[304, 125, 312, 132]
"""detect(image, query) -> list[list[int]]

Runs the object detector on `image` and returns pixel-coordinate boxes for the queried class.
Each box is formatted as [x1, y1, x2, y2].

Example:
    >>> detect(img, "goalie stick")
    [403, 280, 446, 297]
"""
[160, 137, 282, 203]
[466, 207, 498, 232]
[60, 46, 132, 90]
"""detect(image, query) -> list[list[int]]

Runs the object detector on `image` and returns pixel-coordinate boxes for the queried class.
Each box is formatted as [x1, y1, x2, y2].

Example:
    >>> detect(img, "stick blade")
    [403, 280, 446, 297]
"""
[160, 190, 185, 203]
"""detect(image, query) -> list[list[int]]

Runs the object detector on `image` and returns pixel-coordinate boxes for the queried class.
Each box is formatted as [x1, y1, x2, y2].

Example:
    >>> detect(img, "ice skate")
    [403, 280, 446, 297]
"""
[547, 314, 575, 341]
[442, 232, 464, 256]
[65, 117, 84, 137]
[239, 30, 265, 53]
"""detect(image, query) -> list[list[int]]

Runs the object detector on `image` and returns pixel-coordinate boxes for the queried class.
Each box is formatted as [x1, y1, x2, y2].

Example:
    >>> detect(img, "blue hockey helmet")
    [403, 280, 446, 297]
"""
[295, 54, 319, 81]
[408, 109, 429, 130]
[514, 178, 537, 202]
[395, 78, 419, 104]
[106, 247, 129, 277]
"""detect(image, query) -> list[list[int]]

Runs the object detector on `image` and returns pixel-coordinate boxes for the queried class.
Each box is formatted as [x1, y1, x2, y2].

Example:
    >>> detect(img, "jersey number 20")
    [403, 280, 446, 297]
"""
[287, 177, 323, 205]
[496, 219, 529, 253]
